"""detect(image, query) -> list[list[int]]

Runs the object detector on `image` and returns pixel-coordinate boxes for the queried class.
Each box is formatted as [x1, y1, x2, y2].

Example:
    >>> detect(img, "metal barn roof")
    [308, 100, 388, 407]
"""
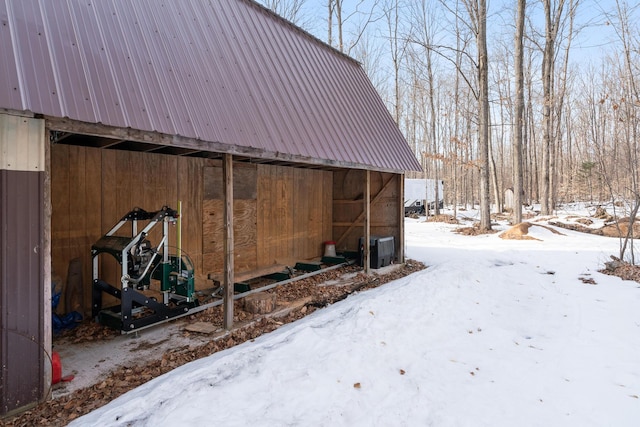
[0, 0, 421, 172]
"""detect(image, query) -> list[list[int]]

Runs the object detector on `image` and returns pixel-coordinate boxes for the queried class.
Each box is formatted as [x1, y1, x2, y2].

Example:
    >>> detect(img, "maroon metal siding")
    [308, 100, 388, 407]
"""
[0, 0, 421, 172]
[0, 169, 45, 416]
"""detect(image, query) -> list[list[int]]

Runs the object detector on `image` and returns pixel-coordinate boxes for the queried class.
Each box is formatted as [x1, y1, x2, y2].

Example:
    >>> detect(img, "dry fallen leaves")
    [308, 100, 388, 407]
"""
[4, 260, 426, 426]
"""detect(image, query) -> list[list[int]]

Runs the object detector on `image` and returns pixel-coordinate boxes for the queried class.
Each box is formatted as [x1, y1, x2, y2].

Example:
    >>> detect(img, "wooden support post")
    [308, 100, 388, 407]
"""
[398, 174, 405, 263]
[43, 130, 52, 396]
[364, 170, 371, 274]
[223, 154, 234, 330]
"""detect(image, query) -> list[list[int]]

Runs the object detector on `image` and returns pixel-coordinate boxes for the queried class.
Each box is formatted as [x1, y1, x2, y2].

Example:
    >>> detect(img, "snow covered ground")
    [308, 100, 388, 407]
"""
[70, 208, 640, 426]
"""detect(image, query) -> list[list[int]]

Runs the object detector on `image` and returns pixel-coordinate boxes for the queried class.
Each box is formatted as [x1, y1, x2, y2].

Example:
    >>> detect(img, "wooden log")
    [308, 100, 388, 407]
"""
[243, 292, 277, 314]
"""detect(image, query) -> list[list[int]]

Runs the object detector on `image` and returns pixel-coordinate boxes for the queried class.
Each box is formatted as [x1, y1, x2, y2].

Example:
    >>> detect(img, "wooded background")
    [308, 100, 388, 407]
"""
[261, 0, 640, 222]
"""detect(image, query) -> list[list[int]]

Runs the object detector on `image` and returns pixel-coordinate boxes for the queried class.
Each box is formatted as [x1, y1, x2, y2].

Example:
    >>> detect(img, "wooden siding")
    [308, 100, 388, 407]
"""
[332, 170, 401, 254]
[51, 145, 335, 316]
[203, 163, 333, 276]
[51, 144, 208, 315]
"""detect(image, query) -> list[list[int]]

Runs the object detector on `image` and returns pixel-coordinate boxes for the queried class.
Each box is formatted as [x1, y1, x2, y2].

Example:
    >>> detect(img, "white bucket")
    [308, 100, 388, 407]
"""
[324, 241, 337, 257]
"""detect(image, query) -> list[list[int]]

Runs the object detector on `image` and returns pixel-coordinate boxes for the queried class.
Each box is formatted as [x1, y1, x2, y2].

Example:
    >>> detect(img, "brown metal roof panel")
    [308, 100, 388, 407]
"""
[2, 0, 421, 172]
[299, 47, 358, 163]
[316, 45, 388, 166]
[214, 1, 350, 160]
[347, 65, 412, 170]
[0, 2, 23, 110]
[155, 2, 219, 138]
[234, 3, 302, 155]
[292, 20, 363, 162]
[312, 54, 371, 165]
[133, 2, 197, 137]
[8, 1, 63, 117]
[265, 22, 354, 162]
[162, 0, 265, 147]
[253, 48, 312, 156]
[213, 2, 276, 150]
[39, 2, 98, 123]
[114, 2, 176, 136]
[281, 19, 338, 158]
[244, 30, 301, 156]
[167, 1, 226, 139]
[343, 62, 404, 168]
[337, 63, 378, 165]
[90, 1, 157, 132]
[350, 68, 402, 167]
[66, 1, 132, 128]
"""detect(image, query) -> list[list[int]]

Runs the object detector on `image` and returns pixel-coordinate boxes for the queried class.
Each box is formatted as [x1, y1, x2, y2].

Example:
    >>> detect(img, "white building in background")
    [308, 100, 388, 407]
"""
[404, 179, 444, 214]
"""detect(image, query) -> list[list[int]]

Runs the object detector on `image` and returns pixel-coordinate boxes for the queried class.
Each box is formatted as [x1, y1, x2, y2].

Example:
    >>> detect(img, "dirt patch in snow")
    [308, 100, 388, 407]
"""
[499, 222, 565, 241]
[454, 225, 499, 236]
[2, 260, 425, 427]
[499, 222, 537, 240]
[600, 257, 640, 284]
[549, 218, 640, 238]
[426, 214, 458, 224]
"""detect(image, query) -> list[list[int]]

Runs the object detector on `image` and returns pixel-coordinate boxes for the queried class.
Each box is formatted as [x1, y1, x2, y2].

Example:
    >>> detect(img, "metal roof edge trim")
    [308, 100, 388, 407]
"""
[243, 0, 361, 66]
[1, 108, 36, 118]
[44, 116, 420, 173]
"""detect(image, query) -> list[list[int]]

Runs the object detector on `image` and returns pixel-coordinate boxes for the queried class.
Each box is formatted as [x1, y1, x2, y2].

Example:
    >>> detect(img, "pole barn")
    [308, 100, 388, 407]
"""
[0, 0, 421, 415]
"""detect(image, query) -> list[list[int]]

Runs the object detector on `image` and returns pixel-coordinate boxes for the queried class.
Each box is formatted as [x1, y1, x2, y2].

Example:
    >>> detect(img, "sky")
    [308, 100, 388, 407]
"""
[69, 203, 640, 426]
[257, 0, 625, 65]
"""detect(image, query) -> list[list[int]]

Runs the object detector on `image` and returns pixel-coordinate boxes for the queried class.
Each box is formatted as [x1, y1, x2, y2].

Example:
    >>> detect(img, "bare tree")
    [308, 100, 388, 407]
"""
[410, 0, 443, 215]
[408, 0, 491, 228]
[383, 0, 409, 124]
[260, 0, 312, 28]
[538, 0, 580, 214]
[608, 0, 640, 263]
[327, 0, 382, 54]
[351, 31, 388, 92]
[513, 0, 526, 223]
[460, 0, 492, 230]
[540, 0, 562, 215]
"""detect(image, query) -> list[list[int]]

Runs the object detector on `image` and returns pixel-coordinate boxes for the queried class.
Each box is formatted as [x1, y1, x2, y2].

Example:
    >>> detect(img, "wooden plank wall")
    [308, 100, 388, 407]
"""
[51, 144, 210, 317]
[202, 163, 258, 275]
[203, 164, 332, 276]
[332, 170, 401, 254]
[51, 144, 334, 317]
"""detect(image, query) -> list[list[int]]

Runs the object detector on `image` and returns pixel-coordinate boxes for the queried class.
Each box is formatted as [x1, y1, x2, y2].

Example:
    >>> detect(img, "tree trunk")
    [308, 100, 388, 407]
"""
[327, 0, 333, 47]
[513, 0, 526, 223]
[478, 0, 491, 230]
[541, 0, 554, 215]
[426, 34, 440, 215]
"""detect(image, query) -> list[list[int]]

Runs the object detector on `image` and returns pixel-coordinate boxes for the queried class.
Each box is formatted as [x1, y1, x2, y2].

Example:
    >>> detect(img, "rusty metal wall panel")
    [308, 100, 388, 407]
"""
[0, 169, 45, 416]
[0, 0, 421, 172]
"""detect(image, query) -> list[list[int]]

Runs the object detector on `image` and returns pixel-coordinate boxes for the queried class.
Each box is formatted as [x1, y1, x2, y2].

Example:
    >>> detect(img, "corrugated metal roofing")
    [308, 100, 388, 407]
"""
[0, 0, 421, 172]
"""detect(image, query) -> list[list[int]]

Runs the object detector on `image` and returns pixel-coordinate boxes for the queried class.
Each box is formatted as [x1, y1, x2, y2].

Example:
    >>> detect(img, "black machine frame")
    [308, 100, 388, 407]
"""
[91, 206, 199, 332]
